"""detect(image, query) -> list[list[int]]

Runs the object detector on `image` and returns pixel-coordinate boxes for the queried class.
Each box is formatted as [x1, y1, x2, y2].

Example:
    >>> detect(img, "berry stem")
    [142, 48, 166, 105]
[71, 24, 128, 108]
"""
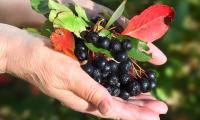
[108, 26, 117, 31]
[132, 65, 141, 78]
[132, 60, 145, 72]
[93, 19, 105, 32]
[131, 59, 148, 78]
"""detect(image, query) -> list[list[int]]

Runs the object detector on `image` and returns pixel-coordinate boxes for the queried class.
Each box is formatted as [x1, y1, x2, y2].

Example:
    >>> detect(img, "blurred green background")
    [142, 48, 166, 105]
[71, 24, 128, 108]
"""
[0, 0, 200, 120]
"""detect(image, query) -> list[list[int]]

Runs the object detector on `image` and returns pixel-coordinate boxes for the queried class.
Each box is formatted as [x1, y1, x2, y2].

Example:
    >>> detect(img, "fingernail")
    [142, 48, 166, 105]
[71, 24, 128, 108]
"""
[98, 101, 110, 114]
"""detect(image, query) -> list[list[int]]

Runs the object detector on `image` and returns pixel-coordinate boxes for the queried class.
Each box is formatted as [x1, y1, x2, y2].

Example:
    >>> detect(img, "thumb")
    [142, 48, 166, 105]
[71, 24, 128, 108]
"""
[147, 42, 167, 65]
[69, 65, 112, 114]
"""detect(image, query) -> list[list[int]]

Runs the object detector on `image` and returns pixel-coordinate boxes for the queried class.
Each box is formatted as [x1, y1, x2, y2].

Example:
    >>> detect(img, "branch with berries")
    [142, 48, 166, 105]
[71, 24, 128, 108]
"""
[30, 0, 175, 100]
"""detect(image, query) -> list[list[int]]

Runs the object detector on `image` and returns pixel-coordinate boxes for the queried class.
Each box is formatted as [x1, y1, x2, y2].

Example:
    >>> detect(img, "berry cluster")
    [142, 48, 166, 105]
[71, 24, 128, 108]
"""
[74, 17, 157, 100]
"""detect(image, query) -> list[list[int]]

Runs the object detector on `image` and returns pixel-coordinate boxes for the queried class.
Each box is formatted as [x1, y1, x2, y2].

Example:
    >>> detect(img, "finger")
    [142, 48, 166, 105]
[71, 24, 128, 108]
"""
[129, 94, 168, 114]
[47, 86, 107, 118]
[50, 86, 160, 120]
[113, 96, 167, 115]
[131, 94, 157, 100]
[128, 99, 168, 114]
[69, 65, 113, 115]
[111, 98, 160, 120]
[147, 42, 167, 65]
[113, 94, 167, 114]
[48, 87, 126, 119]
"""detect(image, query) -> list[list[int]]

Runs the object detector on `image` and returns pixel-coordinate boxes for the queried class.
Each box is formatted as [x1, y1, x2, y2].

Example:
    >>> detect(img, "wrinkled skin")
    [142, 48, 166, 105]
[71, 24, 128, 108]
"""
[0, 0, 168, 120]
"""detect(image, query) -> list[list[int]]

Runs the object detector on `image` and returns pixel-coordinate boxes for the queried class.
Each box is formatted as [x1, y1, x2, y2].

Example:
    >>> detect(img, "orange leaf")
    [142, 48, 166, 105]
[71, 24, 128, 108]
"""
[50, 28, 75, 51]
[50, 28, 77, 59]
[63, 49, 78, 61]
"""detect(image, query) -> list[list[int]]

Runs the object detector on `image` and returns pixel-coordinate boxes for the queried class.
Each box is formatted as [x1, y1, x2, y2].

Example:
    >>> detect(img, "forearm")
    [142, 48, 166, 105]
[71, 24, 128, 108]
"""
[0, 0, 45, 27]
[0, 23, 33, 75]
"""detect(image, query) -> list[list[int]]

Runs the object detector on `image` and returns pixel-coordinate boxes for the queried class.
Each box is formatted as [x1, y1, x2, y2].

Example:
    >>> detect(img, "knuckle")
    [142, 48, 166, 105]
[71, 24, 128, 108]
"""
[86, 85, 101, 102]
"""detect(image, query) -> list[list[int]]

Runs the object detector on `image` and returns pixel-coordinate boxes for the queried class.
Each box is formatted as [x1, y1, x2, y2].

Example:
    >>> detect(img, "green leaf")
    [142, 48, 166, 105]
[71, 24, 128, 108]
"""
[25, 28, 41, 34]
[99, 29, 112, 38]
[105, 0, 127, 28]
[75, 5, 90, 22]
[49, 11, 87, 37]
[53, 15, 87, 36]
[49, 10, 74, 25]
[128, 48, 152, 62]
[48, 0, 73, 14]
[49, 10, 59, 22]
[48, 0, 74, 23]
[138, 41, 149, 51]
[48, 0, 88, 37]
[30, 0, 49, 15]
[85, 43, 112, 58]
[40, 20, 54, 37]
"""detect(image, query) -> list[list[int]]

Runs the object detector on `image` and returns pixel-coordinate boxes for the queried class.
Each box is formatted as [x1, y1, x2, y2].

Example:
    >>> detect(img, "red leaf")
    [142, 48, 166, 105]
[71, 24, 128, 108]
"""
[122, 4, 175, 42]
[50, 29, 77, 60]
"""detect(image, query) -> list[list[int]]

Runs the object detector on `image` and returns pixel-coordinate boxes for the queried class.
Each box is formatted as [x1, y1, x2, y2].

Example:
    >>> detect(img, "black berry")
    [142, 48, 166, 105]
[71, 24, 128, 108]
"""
[74, 50, 87, 61]
[76, 44, 87, 51]
[101, 62, 112, 78]
[108, 60, 119, 72]
[127, 80, 141, 96]
[106, 86, 113, 94]
[111, 87, 121, 96]
[98, 37, 110, 49]
[108, 74, 119, 86]
[94, 76, 102, 83]
[94, 56, 107, 69]
[114, 51, 128, 62]
[86, 32, 99, 44]
[149, 79, 156, 90]
[81, 63, 94, 76]
[119, 59, 132, 72]
[109, 40, 122, 52]
[119, 91, 130, 100]
[122, 39, 132, 51]
[103, 63, 111, 72]
[116, 82, 121, 88]
[75, 37, 85, 45]
[92, 68, 102, 79]
[139, 78, 150, 93]
[80, 31, 88, 39]
[102, 70, 110, 78]
[120, 73, 131, 85]
[146, 71, 156, 80]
